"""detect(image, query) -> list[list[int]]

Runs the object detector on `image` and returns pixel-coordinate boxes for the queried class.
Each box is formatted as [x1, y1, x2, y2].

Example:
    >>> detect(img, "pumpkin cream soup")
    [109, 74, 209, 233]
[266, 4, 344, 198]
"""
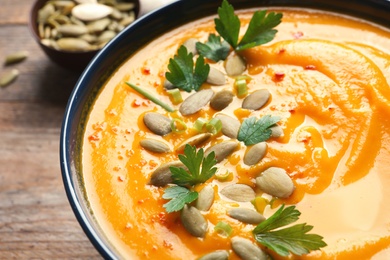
[81, 1, 390, 259]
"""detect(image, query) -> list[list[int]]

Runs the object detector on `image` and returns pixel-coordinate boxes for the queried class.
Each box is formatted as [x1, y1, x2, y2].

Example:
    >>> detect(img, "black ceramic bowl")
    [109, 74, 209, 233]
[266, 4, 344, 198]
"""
[60, 0, 390, 258]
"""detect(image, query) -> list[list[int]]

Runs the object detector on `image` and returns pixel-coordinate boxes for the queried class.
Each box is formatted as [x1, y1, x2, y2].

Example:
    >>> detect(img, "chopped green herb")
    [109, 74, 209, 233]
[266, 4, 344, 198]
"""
[215, 0, 282, 51]
[167, 88, 183, 104]
[238, 115, 281, 145]
[235, 78, 248, 97]
[162, 186, 198, 213]
[215, 0, 240, 49]
[253, 205, 327, 256]
[196, 34, 230, 62]
[237, 10, 282, 51]
[170, 118, 187, 133]
[170, 144, 217, 186]
[126, 82, 174, 112]
[214, 221, 233, 237]
[165, 45, 210, 92]
[193, 117, 208, 132]
[205, 118, 222, 135]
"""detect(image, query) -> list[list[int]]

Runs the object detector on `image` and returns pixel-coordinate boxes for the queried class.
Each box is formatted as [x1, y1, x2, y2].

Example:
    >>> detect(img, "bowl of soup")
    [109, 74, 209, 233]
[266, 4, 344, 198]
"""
[60, 0, 390, 259]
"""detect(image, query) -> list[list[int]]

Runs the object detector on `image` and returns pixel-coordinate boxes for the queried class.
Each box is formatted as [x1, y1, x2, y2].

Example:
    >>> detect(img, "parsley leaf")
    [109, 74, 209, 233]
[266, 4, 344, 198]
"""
[238, 115, 281, 145]
[162, 186, 198, 213]
[196, 34, 230, 62]
[165, 45, 210, 92]
[170, 144, 217, 186]
[237, 11, 282, 51]
[214, 0, 240, 49]
[215, 0, 282, 51]
[253, 205, 327, 256]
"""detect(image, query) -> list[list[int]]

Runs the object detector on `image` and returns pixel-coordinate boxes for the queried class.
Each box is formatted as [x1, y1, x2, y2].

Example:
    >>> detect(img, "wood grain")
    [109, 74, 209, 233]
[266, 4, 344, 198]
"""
[0, 1, 101, 258]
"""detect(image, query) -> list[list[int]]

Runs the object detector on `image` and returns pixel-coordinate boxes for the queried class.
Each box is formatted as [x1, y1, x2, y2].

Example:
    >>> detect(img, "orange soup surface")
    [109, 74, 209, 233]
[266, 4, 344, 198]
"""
[81, 8, 390, 260]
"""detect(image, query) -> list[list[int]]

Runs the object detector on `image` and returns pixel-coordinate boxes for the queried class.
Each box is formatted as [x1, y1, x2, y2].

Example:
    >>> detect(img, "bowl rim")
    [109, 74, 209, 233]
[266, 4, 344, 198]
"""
[60, 0, 390, 259]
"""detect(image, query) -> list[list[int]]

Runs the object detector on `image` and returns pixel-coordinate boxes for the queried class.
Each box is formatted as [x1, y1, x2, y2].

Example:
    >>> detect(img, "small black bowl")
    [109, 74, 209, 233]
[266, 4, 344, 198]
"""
[60, 0, 390, 258]
[29, 0, 140, 72]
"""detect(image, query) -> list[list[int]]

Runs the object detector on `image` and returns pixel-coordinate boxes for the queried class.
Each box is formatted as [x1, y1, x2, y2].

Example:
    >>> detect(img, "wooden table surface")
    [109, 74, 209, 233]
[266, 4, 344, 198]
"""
[0, 1, 101, 258]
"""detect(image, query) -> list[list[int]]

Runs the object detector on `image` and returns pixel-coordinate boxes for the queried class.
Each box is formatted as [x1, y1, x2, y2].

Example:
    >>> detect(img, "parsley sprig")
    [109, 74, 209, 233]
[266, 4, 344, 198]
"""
[253, 205, 327, 256]
[165, 45, 210, 92]
[162, 186, 198, 213]
[196, 34, 230, 62]
[171, 144, 217, 186]
[162, 144, 217, 213]
[215, 0, 282, 51]
[238, 115, 281, 145]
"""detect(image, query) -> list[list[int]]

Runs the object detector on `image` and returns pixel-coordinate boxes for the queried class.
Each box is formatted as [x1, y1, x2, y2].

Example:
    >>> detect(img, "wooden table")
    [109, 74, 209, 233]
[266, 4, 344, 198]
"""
[0, 1, 101, 258]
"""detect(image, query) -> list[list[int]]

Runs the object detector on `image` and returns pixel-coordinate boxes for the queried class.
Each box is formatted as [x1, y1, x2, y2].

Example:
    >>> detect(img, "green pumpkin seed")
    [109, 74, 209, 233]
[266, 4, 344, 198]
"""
[198, 250, 229, 260]
[196, 185, 214, 211]
[0, 69, 19, 88]
[220, 184, 255, 202]
[205, 140, 239, 163]
[227, 208, 265, 224]
[143, 112, 172, 136]
[140, 138, 171, 153]
[231, 237, 268, 260]
[256, 167, 295, 198]
[149, 161, 185, 187]
[57, 24, 88, 36]
[210, 90, 234, 111]
[180, 89, 214, 116]
[181, 205, 208, 238]
[56, 37, 92, 51]
[4, 51, 28, 65]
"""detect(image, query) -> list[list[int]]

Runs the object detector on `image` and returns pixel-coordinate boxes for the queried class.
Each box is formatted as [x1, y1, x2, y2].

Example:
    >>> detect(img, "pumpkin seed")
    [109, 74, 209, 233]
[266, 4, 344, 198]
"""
[175, 133, 211, 152]
[75, 0, 97, 4]
[163, 79, 175, 90]
[143, 112, 172, 136]
[220, 184, 255, 202]
[231, 237, 268, 260]
[119, 12, 135, 26]
[53, 14, 71, 24]
[87, 17, 111, 33]
[110, 8, 123, 20]
[44, 26, 52, 39]
[181, 205, 208, 238]
[215, 114, 240, 139]
[180, 89, 214, 116]
[256, 167, 295, 198]
[115, 2, 135, 11]
[0, 69, 19, 88]
[270, 125, 283, 138]
[97, 30, 116, 43]
[227, 208, 265, 224]
[149, 161, 185, 187]
[205, 140, 238, 163]
[57, 24, 88, 36]
[4, 51, 28, 65]
[52, 1, 76, 10]
[244, 142, 267, 166]
[206, 67, 226, 86]
[79, 33, 98, 43]
[140, 139, 171, 153]
[242, 89, 271, 110]
[70, 16, 85, 26]
[38, 3, 55, 23]
[225, 54, 246, 76]
[198, 250, 229, 260]
[72, 3, 113, 22]
[182, 38, 198, 55]
[56, 37, 92, 51]
[196, 185, 214, 211]
[210, 90, 233, 111]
